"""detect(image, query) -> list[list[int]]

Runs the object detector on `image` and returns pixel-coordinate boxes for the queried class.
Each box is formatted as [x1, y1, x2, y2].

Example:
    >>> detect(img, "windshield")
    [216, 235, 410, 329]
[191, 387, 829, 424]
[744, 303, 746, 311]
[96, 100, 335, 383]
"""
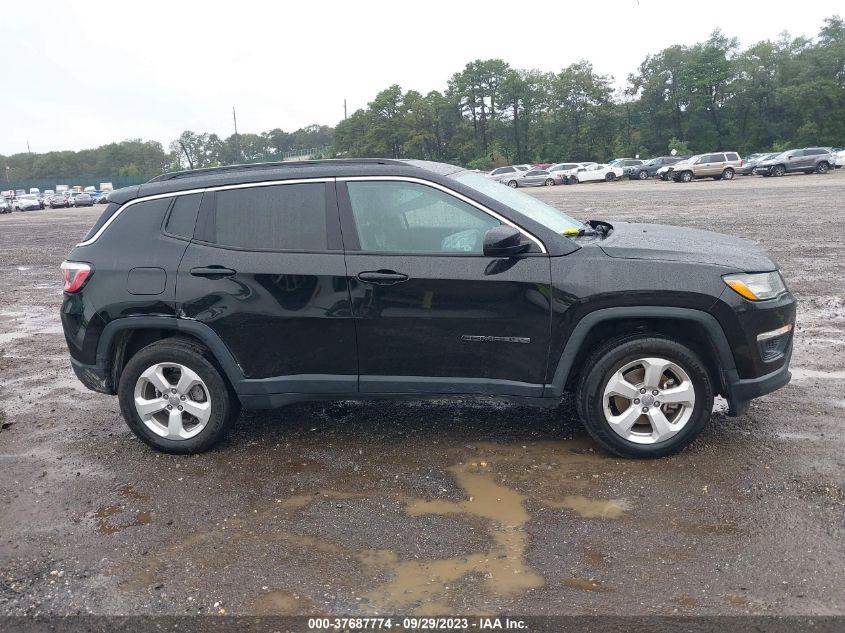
[22, 194, 37, 200]
[451, 171, 584, 233]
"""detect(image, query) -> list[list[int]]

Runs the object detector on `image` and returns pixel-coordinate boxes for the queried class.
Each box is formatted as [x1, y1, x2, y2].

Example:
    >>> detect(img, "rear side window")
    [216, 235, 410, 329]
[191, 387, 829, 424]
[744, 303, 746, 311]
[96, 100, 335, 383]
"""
[210, 184, 327, 251]
[164, 193, 202, 239]
[726, 152, 740, 161]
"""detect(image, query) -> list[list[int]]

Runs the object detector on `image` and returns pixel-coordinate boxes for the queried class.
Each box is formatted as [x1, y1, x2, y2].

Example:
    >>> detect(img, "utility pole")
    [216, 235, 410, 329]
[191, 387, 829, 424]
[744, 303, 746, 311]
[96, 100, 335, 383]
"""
[26, 140, 31, 154]
[344, 99, 347, 120]
[232, 106, 242, 162]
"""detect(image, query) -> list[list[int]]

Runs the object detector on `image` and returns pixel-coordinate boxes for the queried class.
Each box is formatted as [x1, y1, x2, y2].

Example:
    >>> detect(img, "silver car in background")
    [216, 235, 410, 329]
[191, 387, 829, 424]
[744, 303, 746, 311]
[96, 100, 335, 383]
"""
[506, 168, 562, 188]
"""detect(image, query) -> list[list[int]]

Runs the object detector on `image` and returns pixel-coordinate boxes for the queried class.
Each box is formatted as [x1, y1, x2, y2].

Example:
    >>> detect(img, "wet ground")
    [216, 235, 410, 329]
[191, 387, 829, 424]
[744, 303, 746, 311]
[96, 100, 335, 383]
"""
[1, 173, 843, 616]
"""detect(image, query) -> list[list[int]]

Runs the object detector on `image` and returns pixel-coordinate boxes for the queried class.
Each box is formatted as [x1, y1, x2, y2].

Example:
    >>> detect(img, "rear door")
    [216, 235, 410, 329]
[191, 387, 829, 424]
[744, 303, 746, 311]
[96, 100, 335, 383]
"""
[177, 179, 358, 394]
[337, 177, 552, 397]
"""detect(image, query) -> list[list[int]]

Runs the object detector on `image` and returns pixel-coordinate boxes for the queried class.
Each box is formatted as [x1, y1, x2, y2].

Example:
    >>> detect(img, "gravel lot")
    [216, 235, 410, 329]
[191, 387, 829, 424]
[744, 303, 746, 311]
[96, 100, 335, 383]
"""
[1, 173, 843, 617]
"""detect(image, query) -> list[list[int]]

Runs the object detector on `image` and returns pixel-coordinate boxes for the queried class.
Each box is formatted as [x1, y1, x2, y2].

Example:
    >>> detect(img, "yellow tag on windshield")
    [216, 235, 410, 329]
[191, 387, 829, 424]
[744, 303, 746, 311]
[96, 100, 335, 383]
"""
[562, 229, 580, 235]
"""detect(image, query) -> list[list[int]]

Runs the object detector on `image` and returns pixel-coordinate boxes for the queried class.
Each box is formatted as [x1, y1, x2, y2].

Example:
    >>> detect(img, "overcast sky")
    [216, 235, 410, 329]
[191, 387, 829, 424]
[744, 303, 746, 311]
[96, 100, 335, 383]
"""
[0, 1, 839, 155]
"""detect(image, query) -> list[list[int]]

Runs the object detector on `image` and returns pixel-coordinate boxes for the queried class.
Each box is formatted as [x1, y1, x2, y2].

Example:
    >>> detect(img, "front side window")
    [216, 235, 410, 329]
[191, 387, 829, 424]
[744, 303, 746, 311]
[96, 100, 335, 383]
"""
[346, 181, 499, 254]
[210, 183, 327, 251]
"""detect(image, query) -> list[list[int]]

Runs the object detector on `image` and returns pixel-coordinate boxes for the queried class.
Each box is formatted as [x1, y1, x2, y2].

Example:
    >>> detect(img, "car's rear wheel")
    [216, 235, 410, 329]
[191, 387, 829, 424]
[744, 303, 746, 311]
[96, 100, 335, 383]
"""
[722, 168, 735, 180]
[507, 180, 518, 188]
[544, 178, 555, 186]
[816, 161, 830, 174]
[638, 170, 649, 180]
[772, 165, 786, 176]
[575, 336, 713, 458]
[118, 338, 239, 454]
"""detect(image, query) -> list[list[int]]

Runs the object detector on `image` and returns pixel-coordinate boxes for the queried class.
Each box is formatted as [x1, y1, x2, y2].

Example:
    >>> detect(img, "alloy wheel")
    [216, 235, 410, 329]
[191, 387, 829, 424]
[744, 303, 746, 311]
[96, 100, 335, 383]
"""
[133, 362, 212, 440]
[602, 357, 696, 445]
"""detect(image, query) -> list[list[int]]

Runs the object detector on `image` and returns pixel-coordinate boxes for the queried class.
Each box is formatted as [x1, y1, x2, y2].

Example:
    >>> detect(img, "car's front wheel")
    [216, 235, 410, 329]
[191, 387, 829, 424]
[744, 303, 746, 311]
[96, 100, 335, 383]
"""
[118, 338, 239, 454]
[605, 172, 616, 182]
[679, 171, 693, 182]
[816, 161, 830, 174]
[575, 336, 713, 458]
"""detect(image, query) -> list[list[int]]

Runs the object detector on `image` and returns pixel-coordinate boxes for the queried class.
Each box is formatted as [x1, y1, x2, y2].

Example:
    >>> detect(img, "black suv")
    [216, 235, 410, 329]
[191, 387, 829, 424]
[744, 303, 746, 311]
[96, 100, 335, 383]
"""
[60, 159, 796, 458]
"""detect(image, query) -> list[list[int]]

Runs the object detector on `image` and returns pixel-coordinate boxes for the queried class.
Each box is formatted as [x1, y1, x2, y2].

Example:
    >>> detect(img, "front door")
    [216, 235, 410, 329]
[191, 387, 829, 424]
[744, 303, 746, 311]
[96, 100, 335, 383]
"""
[337, 178, 552, 397]
[177, 180, 358, 394]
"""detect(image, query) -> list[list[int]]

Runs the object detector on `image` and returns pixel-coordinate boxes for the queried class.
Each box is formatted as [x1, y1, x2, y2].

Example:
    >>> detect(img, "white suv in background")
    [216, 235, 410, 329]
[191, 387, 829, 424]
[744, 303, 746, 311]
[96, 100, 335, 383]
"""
[486, 165, 531, 183]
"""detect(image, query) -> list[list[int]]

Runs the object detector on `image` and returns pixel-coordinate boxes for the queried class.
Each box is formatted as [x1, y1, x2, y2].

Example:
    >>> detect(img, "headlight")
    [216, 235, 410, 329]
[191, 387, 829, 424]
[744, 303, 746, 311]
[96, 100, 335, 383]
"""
[723, 271, 786, 301]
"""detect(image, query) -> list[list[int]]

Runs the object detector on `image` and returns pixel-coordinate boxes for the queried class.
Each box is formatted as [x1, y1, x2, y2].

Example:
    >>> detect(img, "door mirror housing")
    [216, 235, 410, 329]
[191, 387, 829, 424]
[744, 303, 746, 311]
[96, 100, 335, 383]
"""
[483, 226, 531, 257]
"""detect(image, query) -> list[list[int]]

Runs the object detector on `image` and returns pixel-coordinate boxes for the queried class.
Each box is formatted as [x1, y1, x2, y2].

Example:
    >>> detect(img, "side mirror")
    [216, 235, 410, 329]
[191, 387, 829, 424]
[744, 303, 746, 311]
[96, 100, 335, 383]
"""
[483, 226, 531, 257]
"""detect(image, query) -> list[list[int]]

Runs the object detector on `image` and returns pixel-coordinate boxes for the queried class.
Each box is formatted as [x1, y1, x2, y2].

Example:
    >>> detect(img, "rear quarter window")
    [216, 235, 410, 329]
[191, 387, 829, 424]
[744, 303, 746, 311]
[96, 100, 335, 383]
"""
[82, 202, 122, 241]
[164, 193, 202, 239]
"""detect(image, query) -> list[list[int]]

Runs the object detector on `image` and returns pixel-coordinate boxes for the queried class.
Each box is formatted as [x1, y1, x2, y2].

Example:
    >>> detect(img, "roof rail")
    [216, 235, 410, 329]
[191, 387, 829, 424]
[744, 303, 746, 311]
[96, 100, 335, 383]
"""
[148, 158, 407, 183]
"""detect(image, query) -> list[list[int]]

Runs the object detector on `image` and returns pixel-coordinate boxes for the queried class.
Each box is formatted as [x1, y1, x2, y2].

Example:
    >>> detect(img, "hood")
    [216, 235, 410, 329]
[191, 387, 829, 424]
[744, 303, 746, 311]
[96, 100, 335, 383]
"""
[599, 222, 777, 271]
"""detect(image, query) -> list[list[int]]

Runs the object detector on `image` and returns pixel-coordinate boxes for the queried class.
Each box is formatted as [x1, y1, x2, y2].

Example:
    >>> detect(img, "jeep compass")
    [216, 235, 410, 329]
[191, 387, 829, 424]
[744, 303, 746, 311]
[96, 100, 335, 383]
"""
[60, 159, 796, 458]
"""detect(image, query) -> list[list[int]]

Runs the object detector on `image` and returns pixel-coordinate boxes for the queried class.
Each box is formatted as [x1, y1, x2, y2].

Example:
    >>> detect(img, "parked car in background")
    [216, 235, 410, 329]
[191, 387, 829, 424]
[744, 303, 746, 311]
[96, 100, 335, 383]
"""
[615, 159, 645, 178]
[570, 163, 624, 183]
[671, 152, 742, 182]
[17, 194, 43, 211]
[95, 191, 111, 204]
[833, 148, 845, 168]
[487, 165, 531, 183]
[755, 148, 834, 177]
[50, 192, 70, 208]
[740, 152, 777, 175]
[73, 192, 94, 207]
[505, 169, 562, 188]
[548, 162, 595, 184]
[0, 197, 12, 213]
[630, 156, 688, 180]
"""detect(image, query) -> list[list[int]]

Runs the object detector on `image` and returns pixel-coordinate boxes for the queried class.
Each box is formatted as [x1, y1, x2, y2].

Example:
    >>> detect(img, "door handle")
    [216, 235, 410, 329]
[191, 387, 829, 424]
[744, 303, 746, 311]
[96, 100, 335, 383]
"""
[356, 270, 409, 285]
[190, 266, 236, 279]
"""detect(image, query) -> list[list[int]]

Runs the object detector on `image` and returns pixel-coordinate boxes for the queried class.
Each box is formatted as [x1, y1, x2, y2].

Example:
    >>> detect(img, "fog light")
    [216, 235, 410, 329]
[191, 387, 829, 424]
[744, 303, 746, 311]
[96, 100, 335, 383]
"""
[757, 324, 793, 362]
[757, 324, 793, 342]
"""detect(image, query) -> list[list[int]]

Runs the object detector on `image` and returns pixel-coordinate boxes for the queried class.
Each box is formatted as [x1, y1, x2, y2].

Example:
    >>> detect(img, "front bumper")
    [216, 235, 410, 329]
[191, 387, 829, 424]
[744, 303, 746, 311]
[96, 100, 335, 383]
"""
[722, 347, 792, 416]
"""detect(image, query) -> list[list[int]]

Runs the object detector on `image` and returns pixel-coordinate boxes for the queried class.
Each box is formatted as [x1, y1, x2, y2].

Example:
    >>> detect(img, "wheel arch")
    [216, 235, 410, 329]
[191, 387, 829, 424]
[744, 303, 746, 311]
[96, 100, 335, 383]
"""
[548, 307, 736, 398]
[97, 317, 245, 394]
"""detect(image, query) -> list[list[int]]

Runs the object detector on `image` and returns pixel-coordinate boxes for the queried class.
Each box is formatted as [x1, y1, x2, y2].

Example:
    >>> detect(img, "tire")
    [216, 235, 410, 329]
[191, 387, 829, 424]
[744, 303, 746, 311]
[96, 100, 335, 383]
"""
[118, 338, 240, 454]
[605, 172, 616, 182]
[544, 178, 555, 186]
[679, 171, 693, 183]
[507, 180, 518, 188]
[569, 176, 579, 185]
[638, 170, 649, 180]
[660, 173, 670, 181]
[713, 175, 722, 181]
[816, 161, 830, 174]
[722, 168, 734, 180]
[574, 335, 714, 458]
[772, 165, 786, 177]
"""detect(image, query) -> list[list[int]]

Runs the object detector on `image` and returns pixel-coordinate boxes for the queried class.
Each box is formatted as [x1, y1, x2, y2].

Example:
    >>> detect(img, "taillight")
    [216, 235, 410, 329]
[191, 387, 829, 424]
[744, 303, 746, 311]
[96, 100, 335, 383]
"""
[61, 261, 93, 293]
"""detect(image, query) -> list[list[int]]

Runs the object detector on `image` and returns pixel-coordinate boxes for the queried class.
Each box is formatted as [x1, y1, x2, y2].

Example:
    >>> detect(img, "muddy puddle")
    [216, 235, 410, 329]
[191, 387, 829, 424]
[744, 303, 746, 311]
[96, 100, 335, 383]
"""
[115, 439, 631, 612]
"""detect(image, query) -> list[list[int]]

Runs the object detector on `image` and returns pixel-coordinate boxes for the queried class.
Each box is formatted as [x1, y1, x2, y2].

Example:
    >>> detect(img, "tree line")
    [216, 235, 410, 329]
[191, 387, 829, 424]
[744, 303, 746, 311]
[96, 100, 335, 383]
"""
[3, 16, 843, 182]
[334, 16, 845, 167]
[1, 125, 334, 183]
